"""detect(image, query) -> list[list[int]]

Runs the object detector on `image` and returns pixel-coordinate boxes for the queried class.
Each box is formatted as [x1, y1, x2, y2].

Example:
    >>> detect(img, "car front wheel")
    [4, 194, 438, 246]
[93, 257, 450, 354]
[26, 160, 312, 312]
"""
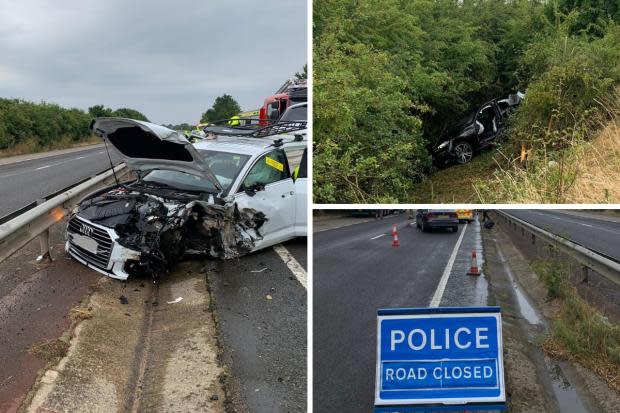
[454, 141, 474, 164]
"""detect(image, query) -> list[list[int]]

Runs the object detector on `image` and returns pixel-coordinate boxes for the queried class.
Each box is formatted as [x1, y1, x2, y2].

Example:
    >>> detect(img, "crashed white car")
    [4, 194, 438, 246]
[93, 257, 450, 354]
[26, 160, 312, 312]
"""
[65, 118, 307, 281]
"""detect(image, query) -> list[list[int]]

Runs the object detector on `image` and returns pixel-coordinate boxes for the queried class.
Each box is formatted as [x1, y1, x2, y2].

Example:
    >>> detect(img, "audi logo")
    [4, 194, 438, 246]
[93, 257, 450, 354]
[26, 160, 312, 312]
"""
[79, 224, 94, 237]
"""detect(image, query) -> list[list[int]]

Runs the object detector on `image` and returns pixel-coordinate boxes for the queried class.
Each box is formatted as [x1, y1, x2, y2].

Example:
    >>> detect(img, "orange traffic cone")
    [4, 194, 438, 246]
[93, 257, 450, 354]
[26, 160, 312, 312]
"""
[467, 250, 480, 276]
[392, 225, 400, 247]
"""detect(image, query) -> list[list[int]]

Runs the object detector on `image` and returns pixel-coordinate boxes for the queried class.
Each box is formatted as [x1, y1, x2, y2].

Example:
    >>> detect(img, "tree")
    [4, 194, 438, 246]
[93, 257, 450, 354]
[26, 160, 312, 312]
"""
[200, 94, 241, 123]
[88, 105, 113, 118]
[88, 105, 149, 121]
[112, 107, 149, 121]
[295, 64, 308, 80]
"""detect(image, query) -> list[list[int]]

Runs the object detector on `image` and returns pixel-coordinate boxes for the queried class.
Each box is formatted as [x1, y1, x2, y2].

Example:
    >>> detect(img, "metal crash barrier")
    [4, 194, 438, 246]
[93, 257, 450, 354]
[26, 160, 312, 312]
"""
[0, 164, 128, 264]
[494, 210, 620, 287]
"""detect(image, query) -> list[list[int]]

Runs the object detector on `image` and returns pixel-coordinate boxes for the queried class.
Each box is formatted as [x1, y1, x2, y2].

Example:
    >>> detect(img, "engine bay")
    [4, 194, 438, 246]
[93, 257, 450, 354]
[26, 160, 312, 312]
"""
[70, 184, 266, 280]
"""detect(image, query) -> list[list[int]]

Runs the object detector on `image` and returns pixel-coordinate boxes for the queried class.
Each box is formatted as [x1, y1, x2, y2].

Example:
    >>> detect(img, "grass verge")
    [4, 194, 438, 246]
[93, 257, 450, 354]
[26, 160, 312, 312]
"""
[410, 92, 620, 203]
[0, 135, 100, 159]
[532, 259, 620, 391]
[409, 149, 498, 203]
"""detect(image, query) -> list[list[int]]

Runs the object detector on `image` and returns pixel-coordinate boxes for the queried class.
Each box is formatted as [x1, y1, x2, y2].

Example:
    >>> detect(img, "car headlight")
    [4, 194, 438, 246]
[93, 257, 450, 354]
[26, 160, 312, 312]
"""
[437, 140, 450, 150]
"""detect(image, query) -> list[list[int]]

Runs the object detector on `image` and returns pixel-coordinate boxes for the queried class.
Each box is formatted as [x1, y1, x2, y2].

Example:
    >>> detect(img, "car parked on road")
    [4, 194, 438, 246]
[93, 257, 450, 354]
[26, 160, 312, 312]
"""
[66, 118, 307, 281]
[433, 92, 524, 165]
[415, 209, 459, 232]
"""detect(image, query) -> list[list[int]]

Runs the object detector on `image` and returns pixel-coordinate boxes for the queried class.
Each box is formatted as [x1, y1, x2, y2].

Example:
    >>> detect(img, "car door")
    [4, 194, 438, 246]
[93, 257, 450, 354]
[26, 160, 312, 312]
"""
[233, 149, 296, 249]
[293, 148, 308, 236]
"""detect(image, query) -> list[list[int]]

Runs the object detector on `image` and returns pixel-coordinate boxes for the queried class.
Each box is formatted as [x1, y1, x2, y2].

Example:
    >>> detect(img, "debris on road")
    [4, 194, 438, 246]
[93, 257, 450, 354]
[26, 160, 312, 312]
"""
[250, 267, 268, 273]
[167, 297, 183, 304]
[119, 295, 128, 305]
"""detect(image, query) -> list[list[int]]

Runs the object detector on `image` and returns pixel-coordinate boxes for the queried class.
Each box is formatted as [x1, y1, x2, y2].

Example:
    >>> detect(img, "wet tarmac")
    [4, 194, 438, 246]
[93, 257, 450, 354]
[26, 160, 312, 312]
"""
[486, 224, 595, 413]
[0, 220, 100, 413]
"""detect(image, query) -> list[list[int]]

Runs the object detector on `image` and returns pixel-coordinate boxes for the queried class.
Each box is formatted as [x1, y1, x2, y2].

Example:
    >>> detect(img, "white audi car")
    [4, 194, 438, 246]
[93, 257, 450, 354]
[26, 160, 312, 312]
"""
[65, 118, 307, 281]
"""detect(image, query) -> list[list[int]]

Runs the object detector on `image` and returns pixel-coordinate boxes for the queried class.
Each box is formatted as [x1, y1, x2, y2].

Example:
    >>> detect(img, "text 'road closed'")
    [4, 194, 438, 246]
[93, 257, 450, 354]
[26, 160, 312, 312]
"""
[375, 307, 506, 410]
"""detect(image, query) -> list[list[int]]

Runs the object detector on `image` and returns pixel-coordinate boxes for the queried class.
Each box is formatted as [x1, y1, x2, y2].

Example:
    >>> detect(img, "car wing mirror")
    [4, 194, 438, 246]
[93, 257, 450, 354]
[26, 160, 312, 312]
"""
[244, 182, 265, 196]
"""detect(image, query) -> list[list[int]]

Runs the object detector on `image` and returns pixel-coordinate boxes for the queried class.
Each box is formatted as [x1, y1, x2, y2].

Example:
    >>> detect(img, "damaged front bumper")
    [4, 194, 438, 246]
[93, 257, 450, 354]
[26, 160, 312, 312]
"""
[65, 187, 266, 281]
[65, 215, 141, 280]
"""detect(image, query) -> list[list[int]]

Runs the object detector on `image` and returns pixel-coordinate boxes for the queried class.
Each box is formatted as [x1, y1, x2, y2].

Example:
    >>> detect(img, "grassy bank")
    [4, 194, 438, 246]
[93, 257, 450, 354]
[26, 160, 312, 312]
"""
[473, 115, 620, 203]
[532, 259, 620, 391]
[0, 97, 148, 158]
[410, 110, 620, 203]
[0, 135, 100, 159]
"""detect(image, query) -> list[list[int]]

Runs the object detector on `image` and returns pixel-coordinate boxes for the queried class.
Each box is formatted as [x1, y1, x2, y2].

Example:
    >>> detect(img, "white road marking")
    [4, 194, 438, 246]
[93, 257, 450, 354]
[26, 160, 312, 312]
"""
[530, 211, 618, 234]
[429, 223, 469, 308]
[34, 160, 67, 170]
[370, 233, 386, 240]
[273, 244, 307, 289]
[1, 152, 99, 177]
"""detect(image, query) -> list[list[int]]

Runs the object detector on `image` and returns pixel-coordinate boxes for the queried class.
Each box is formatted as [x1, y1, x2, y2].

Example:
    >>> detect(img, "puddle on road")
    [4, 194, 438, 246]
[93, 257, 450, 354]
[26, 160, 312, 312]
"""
[495, 245, 541, 325]
[547, 359, 589, 413]
[491, 239, 591, 412]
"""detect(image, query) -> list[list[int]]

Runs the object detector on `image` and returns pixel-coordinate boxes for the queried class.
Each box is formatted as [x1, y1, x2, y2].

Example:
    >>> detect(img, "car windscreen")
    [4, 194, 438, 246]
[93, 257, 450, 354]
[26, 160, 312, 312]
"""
[280, 104, 307, 121]
[142, 150, 250, 193]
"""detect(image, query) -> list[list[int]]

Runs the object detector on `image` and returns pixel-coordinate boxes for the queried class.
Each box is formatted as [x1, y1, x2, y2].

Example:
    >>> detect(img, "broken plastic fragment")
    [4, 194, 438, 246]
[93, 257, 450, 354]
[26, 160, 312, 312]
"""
[251, 268, 268, 273]
[167, 297, 183, 304]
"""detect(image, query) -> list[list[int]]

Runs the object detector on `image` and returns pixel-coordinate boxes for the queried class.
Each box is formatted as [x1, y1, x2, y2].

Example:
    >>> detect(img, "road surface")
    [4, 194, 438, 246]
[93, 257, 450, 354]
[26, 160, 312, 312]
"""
[504, 210, 620, 261]
[313, 214, 487, 412]
[211, 237, 307, 412]
[0, 145, 120, 217]
[0, 210, 307, 412]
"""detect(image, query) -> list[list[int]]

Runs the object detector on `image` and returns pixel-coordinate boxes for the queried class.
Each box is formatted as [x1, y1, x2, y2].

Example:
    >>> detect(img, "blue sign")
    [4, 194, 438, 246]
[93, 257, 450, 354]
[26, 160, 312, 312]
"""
[375, 307, 506, 411]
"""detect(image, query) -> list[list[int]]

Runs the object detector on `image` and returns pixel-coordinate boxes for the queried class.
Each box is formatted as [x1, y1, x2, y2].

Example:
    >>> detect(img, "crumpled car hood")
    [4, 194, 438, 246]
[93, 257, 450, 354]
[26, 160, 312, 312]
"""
[91, 117, 222, 192]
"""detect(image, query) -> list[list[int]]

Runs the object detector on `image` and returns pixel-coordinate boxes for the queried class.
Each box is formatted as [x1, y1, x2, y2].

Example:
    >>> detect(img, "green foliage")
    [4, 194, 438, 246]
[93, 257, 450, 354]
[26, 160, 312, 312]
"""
[200, 94, 241, 123]
[314, 37, 429, 202]
[531, 259, 570, 299]
[510, 23, 620, 150]
[533, 258, 620, 365]
[111, 107, 149, 121]
[313, 0, 553, 202]
[88, 105, 113, 118]
[0, 98, 91, 150]
[88, 105, 149, 121]
[544, 0, 620, 37]
[314, 0, 620, 202]
[0, 99, 150, 151]
[295, 64, 308, 80]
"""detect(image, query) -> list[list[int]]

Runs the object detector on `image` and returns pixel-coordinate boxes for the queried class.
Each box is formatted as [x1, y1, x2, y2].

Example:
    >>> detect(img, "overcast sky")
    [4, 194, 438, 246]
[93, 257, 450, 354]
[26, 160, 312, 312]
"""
[0, 0, 307, 124]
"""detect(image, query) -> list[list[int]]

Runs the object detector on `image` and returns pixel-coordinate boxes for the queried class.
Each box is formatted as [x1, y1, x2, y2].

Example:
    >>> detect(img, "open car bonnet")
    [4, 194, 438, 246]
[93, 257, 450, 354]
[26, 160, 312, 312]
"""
[91, 117, 222, 192]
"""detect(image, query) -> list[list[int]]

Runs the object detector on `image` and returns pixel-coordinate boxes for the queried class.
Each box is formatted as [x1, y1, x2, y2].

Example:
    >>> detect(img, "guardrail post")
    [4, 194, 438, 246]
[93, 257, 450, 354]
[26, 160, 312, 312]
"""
[582, 265, 589, 283]
[34, 198, 53, 263]
[36, 228, 52, 263]
[531, 233, 536, 245]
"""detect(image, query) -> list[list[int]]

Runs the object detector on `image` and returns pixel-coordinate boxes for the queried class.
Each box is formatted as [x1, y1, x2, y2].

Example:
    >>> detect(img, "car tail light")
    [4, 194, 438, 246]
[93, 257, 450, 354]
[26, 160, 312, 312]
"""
[425, 212, 434, 219]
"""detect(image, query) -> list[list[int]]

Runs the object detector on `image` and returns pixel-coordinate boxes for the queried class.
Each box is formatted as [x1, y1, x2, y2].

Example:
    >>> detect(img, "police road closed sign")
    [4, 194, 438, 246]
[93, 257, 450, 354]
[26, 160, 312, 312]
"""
[375, 307, 505, 411]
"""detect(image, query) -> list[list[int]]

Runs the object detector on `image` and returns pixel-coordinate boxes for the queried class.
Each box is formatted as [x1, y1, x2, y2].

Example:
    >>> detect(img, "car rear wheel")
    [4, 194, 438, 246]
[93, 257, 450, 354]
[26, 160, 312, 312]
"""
[454, 141, 473, 164]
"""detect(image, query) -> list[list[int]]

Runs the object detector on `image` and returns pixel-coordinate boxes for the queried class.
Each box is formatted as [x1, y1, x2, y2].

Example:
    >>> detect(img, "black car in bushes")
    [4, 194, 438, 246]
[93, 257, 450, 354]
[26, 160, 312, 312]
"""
[432, 92, 524, 165]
